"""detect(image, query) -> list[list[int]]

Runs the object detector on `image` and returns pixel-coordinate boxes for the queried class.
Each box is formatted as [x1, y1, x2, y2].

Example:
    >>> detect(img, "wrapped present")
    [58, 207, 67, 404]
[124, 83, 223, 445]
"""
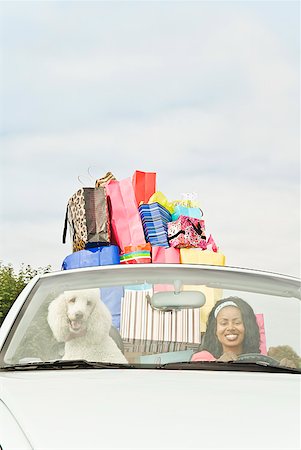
[139, 202, 172, 247]
[168, 216, 207, 249]
[62, 187, 110, 252]
[120, 243, 152, 264]
[106, 178, 146, 252]
[132, 170, 156, 205]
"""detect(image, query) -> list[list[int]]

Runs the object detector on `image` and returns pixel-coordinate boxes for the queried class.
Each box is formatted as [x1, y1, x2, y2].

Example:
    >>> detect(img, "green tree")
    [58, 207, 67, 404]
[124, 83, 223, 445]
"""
[0, 262, 51, 325]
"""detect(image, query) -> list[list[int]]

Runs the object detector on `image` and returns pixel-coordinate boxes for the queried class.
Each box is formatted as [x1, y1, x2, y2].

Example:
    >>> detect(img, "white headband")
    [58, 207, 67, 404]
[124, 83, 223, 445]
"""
[214, 301, 238, 318]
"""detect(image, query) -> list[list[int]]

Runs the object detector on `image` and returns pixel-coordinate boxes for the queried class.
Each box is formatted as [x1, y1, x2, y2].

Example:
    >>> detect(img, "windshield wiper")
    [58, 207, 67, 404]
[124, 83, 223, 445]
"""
[158, 361, 300, 374]
[1, 360, 299, 374]
[0, 359, 135, 371]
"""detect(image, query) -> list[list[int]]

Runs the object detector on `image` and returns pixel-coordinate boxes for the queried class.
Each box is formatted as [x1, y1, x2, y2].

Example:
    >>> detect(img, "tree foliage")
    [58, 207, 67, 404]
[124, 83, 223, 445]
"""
[0, 262, 52, 325]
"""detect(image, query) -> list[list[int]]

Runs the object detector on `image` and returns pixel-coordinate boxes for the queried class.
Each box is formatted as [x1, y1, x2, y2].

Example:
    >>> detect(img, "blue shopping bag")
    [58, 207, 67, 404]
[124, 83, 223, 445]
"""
[61, 245, 123, 329]
[171, 205, 203, 221]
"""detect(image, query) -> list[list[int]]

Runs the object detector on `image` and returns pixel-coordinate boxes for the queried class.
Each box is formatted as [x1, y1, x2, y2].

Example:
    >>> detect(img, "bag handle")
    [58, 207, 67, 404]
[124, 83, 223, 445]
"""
[77, 166, 95, 186]
[187, 218, 206, 238]
[62, 207, 68, 244]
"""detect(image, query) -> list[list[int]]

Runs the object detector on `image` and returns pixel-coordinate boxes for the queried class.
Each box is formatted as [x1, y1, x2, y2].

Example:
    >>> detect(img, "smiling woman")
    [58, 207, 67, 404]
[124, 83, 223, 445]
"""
[191, 297, 261, 362]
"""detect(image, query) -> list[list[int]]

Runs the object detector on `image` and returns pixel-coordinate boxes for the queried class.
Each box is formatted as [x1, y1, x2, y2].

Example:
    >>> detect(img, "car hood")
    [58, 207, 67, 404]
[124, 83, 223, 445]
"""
[1, 368, 300, 450]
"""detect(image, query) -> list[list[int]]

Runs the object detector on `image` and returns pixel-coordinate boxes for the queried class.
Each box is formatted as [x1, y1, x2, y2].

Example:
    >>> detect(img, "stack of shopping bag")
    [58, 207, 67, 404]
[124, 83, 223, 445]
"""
[61, 169, 226, 335]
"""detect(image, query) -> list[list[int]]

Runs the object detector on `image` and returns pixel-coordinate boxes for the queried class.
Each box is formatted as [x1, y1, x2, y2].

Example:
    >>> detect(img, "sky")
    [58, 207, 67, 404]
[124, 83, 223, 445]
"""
[0, 0, 300, 277]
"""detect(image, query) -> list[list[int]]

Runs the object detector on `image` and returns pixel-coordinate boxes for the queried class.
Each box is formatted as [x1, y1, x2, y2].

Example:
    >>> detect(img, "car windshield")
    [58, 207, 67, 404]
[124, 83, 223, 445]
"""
[1, 265, 300, 371]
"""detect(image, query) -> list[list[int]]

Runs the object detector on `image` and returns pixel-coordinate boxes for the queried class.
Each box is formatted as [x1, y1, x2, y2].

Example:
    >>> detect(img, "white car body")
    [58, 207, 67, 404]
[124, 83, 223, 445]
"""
[0, 264, 300, 450]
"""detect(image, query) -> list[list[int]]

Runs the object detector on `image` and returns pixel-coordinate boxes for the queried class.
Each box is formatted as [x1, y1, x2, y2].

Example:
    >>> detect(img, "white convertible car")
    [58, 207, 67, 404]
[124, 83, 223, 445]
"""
[0, 264, 300, 450]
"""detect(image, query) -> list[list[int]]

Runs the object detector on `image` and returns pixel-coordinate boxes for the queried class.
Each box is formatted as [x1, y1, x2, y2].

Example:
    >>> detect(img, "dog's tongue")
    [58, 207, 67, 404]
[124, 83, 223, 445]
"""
[71, 320, 81, 330]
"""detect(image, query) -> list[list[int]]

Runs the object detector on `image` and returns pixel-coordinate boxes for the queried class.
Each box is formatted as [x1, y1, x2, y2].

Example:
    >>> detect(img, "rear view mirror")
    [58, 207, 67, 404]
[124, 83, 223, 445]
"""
[147, 291, 206, 311]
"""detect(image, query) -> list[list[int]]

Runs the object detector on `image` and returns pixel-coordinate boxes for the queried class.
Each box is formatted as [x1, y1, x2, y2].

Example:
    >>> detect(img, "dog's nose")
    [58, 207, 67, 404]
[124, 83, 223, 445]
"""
[75, 311, 84, 319]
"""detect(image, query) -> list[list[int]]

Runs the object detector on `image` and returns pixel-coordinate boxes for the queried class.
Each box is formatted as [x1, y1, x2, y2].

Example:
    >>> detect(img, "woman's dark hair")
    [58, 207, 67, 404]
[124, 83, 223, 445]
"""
[200, 296, 260, 358]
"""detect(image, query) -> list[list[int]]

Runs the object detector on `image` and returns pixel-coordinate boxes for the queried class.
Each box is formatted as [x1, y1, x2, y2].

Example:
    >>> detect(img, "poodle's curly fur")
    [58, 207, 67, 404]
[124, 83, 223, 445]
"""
[47, 288, 127, 364]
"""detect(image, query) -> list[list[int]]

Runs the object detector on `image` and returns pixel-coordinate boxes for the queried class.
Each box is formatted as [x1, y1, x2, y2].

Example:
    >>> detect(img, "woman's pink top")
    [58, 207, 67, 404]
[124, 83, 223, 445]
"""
[191, 350, 216, 362]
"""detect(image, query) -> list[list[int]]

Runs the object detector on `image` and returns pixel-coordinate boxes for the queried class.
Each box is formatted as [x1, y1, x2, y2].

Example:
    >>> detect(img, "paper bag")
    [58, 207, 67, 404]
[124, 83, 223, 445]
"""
[152, 246, 180, 264]
[132, 170, 156, 205]
[180, 248, 226, 266]
[168, 216, 207, 249]
[62, 187, 110, 252]
[106, 178, 146, 252]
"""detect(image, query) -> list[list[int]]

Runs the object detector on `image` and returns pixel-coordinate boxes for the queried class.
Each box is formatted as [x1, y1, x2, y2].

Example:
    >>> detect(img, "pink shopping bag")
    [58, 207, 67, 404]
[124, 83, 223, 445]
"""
[152, 246, 180, 264]
[256, 313, 267, 355]
[168, 216, 207, 249]
[106, 178, 146, 252]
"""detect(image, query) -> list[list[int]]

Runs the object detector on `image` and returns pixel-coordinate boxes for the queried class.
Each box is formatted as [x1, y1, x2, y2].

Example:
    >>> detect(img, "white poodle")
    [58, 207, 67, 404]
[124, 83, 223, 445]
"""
[47, 288, 127, 364]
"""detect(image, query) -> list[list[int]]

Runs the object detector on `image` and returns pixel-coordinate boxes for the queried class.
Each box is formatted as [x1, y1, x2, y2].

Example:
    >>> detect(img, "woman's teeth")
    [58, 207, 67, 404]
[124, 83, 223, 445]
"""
[225, 334, 238, 341]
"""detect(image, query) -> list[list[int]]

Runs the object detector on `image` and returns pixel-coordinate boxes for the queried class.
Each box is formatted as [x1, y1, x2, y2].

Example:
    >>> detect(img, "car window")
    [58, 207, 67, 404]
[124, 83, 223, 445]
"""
[1, 268, 300, 371]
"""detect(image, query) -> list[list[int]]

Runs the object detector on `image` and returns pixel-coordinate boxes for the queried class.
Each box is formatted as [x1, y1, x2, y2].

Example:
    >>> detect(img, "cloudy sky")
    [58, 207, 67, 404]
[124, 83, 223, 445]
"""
[0, 1, 300, 277]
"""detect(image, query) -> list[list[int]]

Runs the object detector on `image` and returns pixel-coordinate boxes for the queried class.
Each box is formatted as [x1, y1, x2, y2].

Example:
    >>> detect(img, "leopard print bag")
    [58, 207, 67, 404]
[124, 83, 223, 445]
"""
[63, 187, 111, 252]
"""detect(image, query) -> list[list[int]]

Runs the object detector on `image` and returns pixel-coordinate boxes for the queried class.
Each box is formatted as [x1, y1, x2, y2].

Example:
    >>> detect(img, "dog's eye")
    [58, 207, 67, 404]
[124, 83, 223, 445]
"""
[69, 298, 76, 304]
[87, 300, 92, 306]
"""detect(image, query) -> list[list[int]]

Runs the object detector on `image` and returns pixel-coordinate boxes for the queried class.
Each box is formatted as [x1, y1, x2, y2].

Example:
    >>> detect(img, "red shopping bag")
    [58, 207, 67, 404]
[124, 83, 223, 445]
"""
[106, 178, 146, 252]
[132, 170, 156, 205]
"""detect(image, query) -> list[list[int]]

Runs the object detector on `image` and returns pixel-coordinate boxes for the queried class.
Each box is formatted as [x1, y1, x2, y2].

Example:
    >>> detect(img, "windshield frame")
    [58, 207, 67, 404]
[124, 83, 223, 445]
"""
[0, 264, 300, 369]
